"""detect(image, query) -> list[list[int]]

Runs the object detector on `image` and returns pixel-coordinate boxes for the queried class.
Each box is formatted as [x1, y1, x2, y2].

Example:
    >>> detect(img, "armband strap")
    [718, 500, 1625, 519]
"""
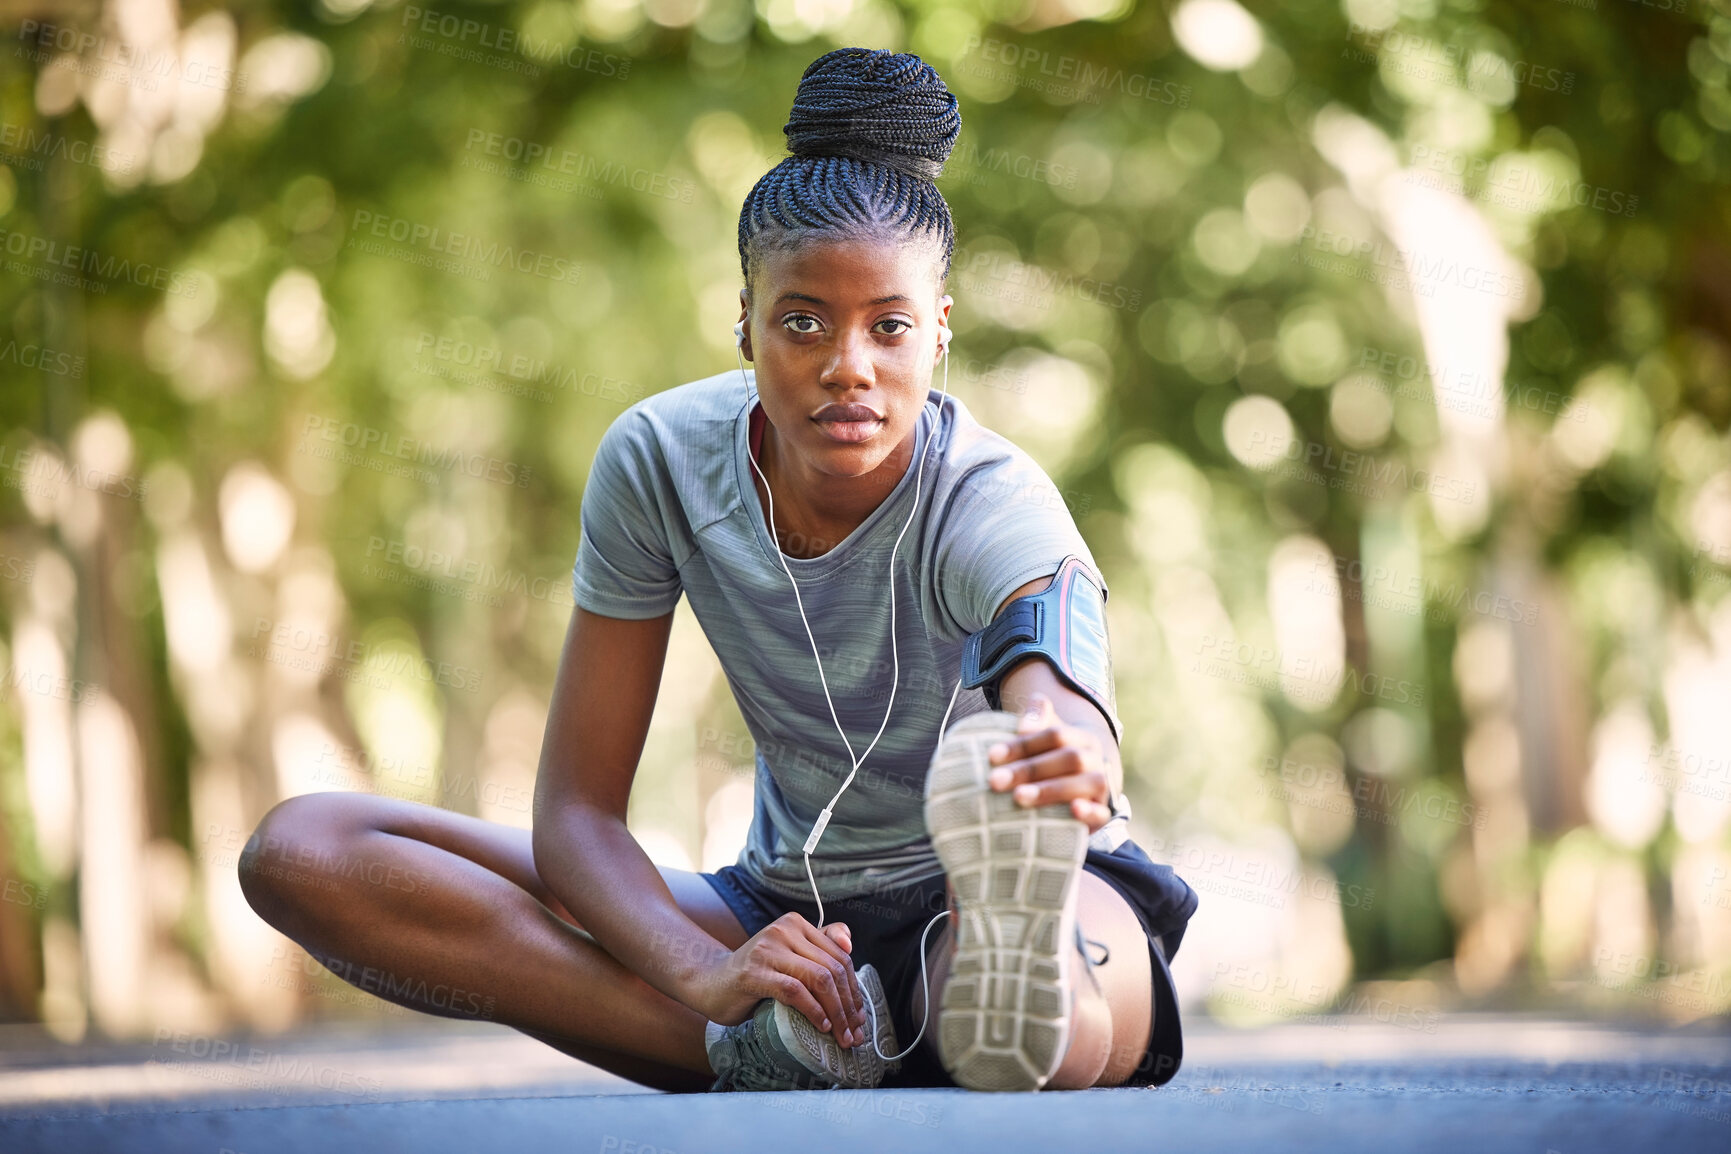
[960, 555, 1124, 747]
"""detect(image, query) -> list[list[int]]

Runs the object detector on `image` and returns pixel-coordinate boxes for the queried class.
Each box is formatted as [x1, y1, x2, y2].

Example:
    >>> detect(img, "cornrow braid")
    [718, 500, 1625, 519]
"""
[738, 47, 961, 293]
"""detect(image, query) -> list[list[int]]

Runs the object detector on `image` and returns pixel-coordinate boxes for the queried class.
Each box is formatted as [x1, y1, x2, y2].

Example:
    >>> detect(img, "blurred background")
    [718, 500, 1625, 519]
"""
[0, 0, 1728, 1053]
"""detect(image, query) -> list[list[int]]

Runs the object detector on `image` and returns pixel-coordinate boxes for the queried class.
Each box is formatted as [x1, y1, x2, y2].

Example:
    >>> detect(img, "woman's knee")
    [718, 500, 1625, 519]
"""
[237, 791, 381, 924]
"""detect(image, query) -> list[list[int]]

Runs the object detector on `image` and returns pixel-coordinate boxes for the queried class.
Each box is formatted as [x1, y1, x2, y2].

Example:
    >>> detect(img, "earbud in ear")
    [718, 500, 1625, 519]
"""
[734, 320, 746, 347]
[936, 324, 952, 357]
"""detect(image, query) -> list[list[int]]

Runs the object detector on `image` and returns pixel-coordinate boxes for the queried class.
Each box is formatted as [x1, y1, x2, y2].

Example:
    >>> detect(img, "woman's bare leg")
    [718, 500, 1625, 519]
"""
[915, 871, 1153, 1089]
[238, 791, 750, 1093]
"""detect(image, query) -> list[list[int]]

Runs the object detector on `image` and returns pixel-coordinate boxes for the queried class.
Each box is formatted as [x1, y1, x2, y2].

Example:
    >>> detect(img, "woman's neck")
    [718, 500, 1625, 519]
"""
[750, 401, 917, 558]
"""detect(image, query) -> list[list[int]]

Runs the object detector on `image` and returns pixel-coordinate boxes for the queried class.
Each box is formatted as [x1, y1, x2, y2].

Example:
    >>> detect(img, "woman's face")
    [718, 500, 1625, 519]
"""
[738, 234, 952, 485]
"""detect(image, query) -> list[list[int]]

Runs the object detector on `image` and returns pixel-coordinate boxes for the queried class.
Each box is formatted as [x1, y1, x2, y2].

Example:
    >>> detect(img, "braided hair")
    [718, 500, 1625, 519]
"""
[738, 47, 962, 296]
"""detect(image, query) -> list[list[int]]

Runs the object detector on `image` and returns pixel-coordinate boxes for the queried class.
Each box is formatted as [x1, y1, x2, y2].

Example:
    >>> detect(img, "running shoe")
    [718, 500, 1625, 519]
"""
[925, 709, 1090, 1091]
[706, 962, 900, 1091]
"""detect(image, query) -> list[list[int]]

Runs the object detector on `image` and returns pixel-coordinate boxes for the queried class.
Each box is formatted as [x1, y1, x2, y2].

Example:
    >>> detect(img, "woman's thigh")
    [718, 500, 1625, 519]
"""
[257, 791, 751, 951]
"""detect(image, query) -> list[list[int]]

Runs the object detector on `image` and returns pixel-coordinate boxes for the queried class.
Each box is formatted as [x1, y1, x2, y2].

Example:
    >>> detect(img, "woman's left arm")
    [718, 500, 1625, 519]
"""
[981, 574, 1124, 833]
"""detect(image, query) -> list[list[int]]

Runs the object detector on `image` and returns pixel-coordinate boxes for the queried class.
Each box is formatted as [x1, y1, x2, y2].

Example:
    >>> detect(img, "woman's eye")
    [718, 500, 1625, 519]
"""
[877, 320, 911, 336]
[785, 316, 821, 334]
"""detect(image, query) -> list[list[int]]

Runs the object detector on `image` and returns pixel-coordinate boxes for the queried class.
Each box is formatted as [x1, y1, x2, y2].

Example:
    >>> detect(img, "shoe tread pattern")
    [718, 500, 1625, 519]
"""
[926, 711, 1087, 1091]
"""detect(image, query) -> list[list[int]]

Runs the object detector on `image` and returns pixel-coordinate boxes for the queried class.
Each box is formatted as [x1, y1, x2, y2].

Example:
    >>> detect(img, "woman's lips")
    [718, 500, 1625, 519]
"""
[813, 416, 883, 443]
[813, 402, 884, 444]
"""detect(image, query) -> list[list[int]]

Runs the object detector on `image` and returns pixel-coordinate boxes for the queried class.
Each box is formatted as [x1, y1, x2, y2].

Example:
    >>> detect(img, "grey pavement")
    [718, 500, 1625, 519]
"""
[0, 1014, 1726, 1152]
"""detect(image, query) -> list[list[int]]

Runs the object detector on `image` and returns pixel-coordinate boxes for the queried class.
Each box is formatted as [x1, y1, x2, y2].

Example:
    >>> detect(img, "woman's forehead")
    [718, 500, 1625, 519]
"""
[751, 233, 945, 301]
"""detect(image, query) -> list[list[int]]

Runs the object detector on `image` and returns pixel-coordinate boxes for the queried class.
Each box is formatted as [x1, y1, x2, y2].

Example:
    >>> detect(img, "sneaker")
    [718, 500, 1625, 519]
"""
[925, 710, 1090, 1091]
[706, 962, 901, 1091]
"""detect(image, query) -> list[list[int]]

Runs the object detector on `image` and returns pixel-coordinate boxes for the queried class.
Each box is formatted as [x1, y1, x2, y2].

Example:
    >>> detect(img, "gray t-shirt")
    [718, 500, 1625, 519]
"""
[571, 368, 1107, 903]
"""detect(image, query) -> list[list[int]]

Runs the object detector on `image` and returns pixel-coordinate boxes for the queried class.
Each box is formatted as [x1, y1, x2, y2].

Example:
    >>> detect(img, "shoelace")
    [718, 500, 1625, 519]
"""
[1075, 923, 1111, 999]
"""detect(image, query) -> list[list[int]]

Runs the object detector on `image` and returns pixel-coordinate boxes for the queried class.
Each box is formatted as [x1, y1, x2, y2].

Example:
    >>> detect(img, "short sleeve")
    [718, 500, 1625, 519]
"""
[570, 409, 683, 618]
[933, 457, 1105, 635]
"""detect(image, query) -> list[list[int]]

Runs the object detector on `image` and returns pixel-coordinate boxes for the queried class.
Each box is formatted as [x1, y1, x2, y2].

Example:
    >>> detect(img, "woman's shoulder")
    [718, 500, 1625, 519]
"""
[621, 369, 752, 432]
[932, 390, 1061, 498]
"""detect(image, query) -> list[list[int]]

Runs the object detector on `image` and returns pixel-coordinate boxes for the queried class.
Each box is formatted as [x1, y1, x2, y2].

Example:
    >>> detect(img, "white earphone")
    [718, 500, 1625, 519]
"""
[734, 309, 961, 1064]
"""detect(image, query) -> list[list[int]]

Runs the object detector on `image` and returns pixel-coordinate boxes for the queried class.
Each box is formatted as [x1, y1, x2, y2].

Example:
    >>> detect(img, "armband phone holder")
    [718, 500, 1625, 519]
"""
[960, 554, 1123, 748]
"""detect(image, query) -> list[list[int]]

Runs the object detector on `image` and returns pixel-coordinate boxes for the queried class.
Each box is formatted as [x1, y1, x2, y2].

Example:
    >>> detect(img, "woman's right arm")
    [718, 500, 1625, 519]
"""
[531, 606, 869, 1045]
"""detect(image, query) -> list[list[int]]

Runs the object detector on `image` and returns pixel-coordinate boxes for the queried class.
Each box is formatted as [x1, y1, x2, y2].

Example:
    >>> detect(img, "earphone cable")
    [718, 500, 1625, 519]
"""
[735, 324, 963, 1065]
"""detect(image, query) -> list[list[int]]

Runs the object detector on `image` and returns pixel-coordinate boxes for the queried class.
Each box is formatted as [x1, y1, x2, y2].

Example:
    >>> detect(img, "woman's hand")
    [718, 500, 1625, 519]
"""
[986, 693, 1118, 832]
[686, 913, 870, 1049]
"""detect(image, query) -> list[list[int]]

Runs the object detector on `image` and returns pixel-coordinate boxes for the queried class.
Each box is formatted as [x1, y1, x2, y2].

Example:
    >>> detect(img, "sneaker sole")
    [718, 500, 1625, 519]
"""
[926, 710, 1088, 1091]
[765, 962, 900, 1089]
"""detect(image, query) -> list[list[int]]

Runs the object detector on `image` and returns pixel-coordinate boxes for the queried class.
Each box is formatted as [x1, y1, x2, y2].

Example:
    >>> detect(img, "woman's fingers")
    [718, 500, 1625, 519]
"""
[988, 745, 1087, 790]
[763, 969, 832, 1036]
[1010, 769, 1110, 810]
[784, 934, 863, 1046]
[821, 921, 853, 955]
[1070, 797, 1114, 830]
[803, 918, 865, 1035]
[766, 914, 865, 1044]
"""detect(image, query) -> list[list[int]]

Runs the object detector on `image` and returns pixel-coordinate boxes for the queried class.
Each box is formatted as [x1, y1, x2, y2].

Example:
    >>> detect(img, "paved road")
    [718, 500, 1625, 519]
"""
[0, 1015, 1726, 1152]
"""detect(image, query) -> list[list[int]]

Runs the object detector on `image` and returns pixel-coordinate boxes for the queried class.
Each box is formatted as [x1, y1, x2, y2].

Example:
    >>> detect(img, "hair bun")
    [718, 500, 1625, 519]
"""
[782, 47, 961, 182]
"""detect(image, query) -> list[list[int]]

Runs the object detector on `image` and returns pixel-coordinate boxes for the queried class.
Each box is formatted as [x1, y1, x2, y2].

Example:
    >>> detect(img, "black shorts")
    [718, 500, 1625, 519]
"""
[702, 837, 1198, 1089]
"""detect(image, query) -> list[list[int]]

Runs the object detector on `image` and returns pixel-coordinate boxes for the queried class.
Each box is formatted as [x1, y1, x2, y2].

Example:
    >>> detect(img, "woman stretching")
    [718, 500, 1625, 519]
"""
[240, 46, 1196, 1094]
